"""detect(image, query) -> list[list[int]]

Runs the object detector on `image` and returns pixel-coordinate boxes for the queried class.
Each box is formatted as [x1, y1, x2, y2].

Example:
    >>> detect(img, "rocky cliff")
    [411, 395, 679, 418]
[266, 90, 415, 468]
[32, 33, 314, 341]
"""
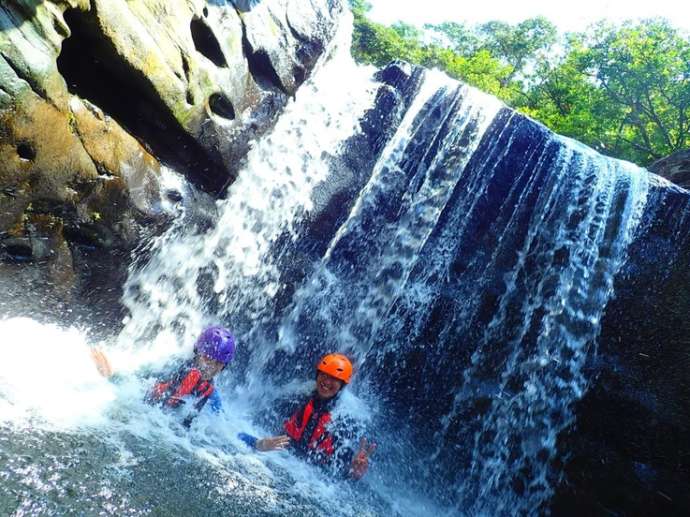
[0, 0, 343, 321]
[649, 148, 690, 189]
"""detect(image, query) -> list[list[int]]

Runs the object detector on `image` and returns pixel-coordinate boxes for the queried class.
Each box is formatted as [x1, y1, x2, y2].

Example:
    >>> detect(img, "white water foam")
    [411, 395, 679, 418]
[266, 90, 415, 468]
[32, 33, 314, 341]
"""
[0, 318, 115, 428]
[0, 11, 394, 516]
[117, 13, 379, 365]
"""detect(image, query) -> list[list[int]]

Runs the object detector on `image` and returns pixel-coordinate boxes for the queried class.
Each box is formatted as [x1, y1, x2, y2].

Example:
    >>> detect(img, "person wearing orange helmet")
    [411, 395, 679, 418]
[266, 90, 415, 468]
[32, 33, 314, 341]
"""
[238, 353, 376, 480]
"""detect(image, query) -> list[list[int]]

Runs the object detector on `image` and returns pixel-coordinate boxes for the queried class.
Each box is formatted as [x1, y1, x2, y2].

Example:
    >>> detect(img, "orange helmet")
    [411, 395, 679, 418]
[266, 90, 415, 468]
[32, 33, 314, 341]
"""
[316, 353, 353, 384]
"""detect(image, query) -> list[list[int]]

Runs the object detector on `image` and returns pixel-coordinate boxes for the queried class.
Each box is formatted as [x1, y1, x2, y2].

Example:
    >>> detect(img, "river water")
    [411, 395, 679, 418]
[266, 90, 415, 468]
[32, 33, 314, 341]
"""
[1, 8, 685, 517]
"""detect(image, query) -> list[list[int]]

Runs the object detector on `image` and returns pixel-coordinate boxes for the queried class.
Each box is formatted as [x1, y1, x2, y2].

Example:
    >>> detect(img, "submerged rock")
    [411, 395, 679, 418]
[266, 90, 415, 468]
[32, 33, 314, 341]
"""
[0, 0, 343, 320]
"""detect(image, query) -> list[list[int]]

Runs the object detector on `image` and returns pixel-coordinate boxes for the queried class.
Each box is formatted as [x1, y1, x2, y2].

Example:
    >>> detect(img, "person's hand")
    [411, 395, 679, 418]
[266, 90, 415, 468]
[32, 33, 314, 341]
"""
[256, 435, 290, 452]
[350, 437, 376, 480]
[90, 348, 113, 378]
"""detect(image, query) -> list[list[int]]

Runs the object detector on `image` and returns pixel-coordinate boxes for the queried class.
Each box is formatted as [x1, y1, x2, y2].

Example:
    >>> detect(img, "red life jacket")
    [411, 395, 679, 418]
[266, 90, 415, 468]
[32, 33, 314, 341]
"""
[284, 398, 336, 457]
[148, 367, 214, 411]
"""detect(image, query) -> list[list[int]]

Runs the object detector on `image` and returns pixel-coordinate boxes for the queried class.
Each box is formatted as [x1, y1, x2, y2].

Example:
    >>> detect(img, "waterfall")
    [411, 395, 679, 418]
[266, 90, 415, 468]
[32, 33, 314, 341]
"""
[112, 29, 658, 512]
[445, 138, 649, 513]
[3, 9, 689, 516]
[116, 16, 379, 368]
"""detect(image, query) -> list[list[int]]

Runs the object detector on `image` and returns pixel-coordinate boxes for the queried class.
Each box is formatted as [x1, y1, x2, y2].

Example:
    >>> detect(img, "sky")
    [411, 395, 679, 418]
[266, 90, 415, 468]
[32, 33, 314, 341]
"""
[367, 0, 690, 33]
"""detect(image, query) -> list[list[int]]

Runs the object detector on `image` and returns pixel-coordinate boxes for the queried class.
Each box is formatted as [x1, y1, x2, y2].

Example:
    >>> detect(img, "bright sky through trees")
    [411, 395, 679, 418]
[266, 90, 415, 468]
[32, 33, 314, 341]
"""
[368, 0, 690, 33]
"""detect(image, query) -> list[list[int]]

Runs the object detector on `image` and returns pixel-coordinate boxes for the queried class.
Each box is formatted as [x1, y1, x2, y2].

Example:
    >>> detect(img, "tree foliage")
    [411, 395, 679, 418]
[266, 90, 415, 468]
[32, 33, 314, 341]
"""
[541, 20, 690, 163]
[350, 1, 516, 100]
[349, 1, 690, 166]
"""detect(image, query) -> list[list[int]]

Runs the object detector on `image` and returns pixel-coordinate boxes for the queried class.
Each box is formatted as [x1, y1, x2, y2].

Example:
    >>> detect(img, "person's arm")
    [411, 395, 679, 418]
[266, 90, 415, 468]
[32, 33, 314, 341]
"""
[238, 394, 310, 452]
[237, 433, 290, 451]
[90, 348, 113, 378]
[237, 396, 302, 451]
[326, 418, 376, 480]
[208, 389, 222, 413]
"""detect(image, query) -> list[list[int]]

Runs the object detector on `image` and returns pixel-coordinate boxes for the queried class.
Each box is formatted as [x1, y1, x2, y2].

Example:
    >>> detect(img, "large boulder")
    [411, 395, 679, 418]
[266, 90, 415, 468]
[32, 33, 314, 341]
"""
[648, 149, 690, 189]
[0, 0, 344, 322]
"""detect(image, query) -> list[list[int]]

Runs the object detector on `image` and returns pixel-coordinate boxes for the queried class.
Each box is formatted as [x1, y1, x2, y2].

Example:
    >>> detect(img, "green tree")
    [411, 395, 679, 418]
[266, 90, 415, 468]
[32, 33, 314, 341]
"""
[477, 17, 558, 86]
[350, 4, 516, 101]
[519, 54, 614, 152]
[526, 20, 690, 164]
[391, 22, 422, 41]
[349, 0, 372, 15]
[348, 1, 690, 166]
[423, 22, 481, 56]
[351, 13, 424, 65]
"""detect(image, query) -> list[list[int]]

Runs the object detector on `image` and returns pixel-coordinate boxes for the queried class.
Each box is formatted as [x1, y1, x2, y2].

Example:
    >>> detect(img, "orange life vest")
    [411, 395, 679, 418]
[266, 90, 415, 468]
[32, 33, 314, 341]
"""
[148, 366, 214, 411]
[284, 398, 336, 458]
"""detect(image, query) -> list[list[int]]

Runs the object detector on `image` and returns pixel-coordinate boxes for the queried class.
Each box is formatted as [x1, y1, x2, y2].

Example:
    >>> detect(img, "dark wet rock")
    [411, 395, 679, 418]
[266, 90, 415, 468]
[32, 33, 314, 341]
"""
[63, 222, 115, 250]
[374, 60, 414, 89]
[648, 149, 690, 189]
[1, 237, 34, 262]
[236, 0, 343, 96]
[165, 189, 184, 204]
[253, 60, 690, 515]
[552, 182, 690, 515]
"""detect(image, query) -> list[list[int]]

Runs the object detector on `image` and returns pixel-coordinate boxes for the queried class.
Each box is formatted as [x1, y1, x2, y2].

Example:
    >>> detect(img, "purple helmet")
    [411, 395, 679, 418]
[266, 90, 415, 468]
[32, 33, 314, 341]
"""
[194, 326, 236, 365]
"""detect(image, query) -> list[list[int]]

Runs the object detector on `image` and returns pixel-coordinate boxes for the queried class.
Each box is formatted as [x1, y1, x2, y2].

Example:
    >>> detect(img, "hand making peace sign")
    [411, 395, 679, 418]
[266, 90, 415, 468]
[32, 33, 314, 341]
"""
[350, 437, 376, 480]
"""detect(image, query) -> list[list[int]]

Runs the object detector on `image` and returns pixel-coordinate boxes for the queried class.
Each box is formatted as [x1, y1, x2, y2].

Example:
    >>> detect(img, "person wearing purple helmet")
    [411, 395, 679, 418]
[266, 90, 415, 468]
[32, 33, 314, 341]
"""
[92, 326, 236, 427]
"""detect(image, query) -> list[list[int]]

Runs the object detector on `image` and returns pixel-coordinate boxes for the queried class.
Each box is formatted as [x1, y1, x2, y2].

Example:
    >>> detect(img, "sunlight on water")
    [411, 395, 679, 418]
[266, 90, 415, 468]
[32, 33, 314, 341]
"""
[0, 11, 400, 517]
[0, 318, 115, 428]
[0, 315, 385, 516]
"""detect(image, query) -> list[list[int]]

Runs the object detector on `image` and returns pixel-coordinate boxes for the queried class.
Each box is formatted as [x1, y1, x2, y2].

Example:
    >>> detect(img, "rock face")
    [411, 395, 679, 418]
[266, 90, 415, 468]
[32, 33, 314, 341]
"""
[233, 61, 690, 514]
[649, 148, 690, 189]
[0, 0, 343, 320]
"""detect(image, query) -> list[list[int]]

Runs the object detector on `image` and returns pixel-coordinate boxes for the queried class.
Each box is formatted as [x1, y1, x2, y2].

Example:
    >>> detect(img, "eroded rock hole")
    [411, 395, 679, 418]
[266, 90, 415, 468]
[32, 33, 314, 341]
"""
[1, 238, 34, 263]
[166, 189, 183, 203]
[293, 65, 306, 86]
[241, 34, 286, 94]
[181, 53, 191, 81]
[56, 8, 229, 193]
[17, 142, 36, 161]
[209, 93, 235, 120]
[190, 18, 227, 67]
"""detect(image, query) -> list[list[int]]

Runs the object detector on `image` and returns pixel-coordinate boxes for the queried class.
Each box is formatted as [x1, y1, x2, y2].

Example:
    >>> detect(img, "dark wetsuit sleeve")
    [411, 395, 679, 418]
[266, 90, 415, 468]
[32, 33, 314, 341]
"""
[238, 433, 258, 448]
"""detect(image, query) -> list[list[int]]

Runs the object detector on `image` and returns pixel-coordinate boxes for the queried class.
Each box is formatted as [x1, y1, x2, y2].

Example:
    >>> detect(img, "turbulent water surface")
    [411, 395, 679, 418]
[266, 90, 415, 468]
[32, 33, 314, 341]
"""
[2, 8, 690, 517]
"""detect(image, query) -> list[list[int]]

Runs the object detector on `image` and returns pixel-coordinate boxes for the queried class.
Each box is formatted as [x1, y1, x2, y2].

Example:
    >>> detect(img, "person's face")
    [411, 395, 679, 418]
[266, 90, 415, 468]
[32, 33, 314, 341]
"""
[196, 355, 225, 380]
[315, 371, 344, 400]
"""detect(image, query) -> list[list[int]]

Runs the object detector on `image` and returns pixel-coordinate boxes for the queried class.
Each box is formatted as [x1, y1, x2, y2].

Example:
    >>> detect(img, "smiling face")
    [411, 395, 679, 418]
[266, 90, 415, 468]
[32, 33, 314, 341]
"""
[315, 371, 344, 400]
[195, 354, 225, 380]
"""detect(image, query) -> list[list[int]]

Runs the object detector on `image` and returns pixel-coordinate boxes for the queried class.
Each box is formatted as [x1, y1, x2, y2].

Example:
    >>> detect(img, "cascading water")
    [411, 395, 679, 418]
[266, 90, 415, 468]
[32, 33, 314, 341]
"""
[441, 139, 649, 514]
[115, 16, 380, 369]
[2, 7, 690, 517]
[257, 77, 652, 513]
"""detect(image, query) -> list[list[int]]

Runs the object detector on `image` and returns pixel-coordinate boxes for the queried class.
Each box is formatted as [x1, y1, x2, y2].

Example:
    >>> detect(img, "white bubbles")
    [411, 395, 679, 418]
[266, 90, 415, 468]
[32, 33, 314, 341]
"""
[0, 318, 116, 429]
[118, 15, 379, 352]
